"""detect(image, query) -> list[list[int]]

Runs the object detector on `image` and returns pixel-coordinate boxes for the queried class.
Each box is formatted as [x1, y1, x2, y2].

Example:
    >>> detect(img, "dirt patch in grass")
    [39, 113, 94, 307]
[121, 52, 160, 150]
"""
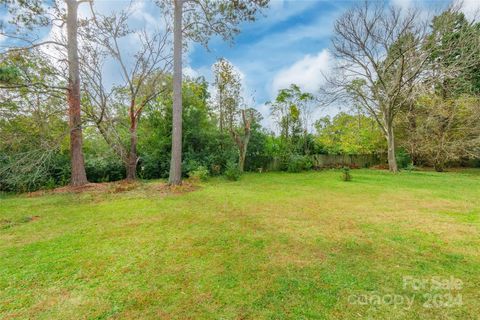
[55, 183, 110, 194]
[25, 180, 200, 198]
[155, 181, 199, 195]
[108, 180, 140, 193]
[26, 180, 141, 197]
[26, 183, 109, 197]
[370, 164, 390, 170]
[0, 215, 40, 230]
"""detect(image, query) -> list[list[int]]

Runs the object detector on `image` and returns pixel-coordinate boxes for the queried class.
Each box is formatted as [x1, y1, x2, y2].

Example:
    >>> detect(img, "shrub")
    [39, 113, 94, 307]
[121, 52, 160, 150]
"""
[138, 153, 168, 179]
[341, 166, 352, 181]
[396, 148, 412, 169]
[210, 164, 222, 175]
[85, 157, 125, 182]
[224, 161, 241, 181]
[405, 163, 417, 171]
[287, 155, 312, 173]
[0, 151, 70, 192]
[188, 165, 209, 182]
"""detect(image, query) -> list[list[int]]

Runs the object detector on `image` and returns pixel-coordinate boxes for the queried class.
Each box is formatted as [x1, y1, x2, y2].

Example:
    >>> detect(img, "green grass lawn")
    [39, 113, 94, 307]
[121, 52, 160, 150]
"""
[1, 169, 479, 319]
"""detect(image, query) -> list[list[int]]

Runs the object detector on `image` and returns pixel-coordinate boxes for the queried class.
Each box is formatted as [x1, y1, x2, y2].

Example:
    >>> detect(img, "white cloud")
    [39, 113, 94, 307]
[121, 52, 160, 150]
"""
[129, 1, 160, 29]
[271, 49, 331, 96]
[256, 102, 273, 129]
[183, 66, 199, 78]
[254, 0, 319, 33]
[459, 0, 480, 20]
[391, 0, 413, 11]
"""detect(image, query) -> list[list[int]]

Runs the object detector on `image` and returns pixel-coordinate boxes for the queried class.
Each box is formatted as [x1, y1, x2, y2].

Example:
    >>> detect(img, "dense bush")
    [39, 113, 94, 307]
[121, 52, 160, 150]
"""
[85, 157, 126, 182]
[244, 128, 274, 171]
[341, 167, 352, 181]
[187, 165, 209, 182]
[287, 155, 313, 173]
[224, 161, 241, 181]
[396, 148, 412, 169]
[0, 151, 70, 192]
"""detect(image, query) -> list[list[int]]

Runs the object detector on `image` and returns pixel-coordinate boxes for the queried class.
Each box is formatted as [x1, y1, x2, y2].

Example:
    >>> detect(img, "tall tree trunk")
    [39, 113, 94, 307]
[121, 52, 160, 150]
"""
[168, 0, 183, 185]
[66, 0, 88, 186]
[235, 112, 251, 173]
[238, 142, 248, 172]
[219, 89, 224, 133]
[127, 123, 138, 180]
[386, 123, 398, 172]
[126, 101, 138, 180]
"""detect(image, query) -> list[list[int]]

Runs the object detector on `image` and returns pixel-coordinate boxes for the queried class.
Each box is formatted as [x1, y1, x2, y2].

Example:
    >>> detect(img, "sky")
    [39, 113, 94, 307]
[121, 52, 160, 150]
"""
[2, 0, 480, 128]
[185, 0, 478, 126]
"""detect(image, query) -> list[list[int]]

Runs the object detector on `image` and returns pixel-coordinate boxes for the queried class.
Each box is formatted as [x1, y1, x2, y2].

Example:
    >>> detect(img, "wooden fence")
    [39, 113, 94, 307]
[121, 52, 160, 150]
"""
[311, 154, 386, 168]
[266, 154, 386, 171]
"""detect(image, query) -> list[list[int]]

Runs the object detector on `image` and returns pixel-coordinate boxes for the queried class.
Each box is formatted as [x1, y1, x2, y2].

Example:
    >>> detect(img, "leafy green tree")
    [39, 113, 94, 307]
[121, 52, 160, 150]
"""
[315, 112, 385, 155]
[268, 84, 315, 154]
[425, 10, 480, 97]
[138, 76, 237, 179]
[397, 8, 480, 169]
[211, 58, 257, 171]
[0, 50, 72, 191]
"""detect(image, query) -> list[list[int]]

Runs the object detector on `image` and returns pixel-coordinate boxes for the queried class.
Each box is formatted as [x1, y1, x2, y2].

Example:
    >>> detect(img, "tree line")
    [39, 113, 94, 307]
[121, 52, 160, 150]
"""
[1, 0, 479, 192]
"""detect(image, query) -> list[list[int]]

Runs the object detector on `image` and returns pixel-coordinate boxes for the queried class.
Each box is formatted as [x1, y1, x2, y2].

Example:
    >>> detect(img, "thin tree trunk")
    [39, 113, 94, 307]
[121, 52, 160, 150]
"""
[168, 0, 183, 185]
[66, 0, 88, 186]
[386, 123, 398, 172]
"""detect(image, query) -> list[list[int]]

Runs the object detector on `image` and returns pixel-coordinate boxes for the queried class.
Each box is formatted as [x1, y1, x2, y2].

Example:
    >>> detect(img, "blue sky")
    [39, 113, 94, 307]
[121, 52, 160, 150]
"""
[185, 0, 480, 126]
[188, 0, 344, 104]
[2, 0, 479, 127]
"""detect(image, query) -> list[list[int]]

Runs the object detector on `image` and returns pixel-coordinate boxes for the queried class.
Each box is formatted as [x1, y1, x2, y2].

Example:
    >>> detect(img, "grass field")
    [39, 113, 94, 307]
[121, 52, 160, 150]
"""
[1, 169, 479, 319]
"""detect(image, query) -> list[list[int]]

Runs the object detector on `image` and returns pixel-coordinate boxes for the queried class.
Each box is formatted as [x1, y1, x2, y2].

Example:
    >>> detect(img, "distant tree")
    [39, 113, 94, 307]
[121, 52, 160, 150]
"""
[409, 95, 480, 171]
[328, 1, 428, 172]
[156, 0, 269, 185]
[315, 112, 385, 155]
[397, 6, 480, 168]
[425, 9, 480, 98]
[212, 58, 257, 171]
[268, 84, 314, 154]
[138, 76, 238, 179]
[212, 58, 241, 133]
